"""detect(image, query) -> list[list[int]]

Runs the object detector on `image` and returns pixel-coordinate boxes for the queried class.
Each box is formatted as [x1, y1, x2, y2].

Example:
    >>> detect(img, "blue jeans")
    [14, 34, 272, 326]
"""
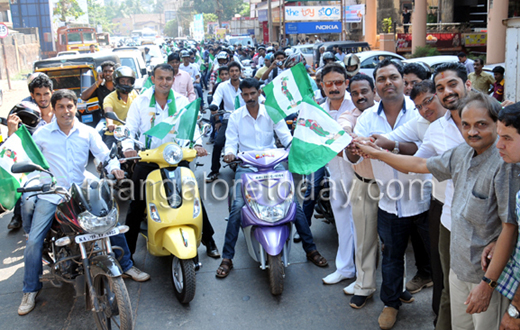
[302, 166, 325, 226]
[222, 165, 317, 260]
[22, 197, 133, 293]
[194, 83, 204, 108]
[377, 208, 429, 309]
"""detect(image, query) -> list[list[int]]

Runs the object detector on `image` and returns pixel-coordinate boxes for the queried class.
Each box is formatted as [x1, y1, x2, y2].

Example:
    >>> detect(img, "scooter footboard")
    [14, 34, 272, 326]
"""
[162, 226, 198, 259]
[253, 225, 291, 257]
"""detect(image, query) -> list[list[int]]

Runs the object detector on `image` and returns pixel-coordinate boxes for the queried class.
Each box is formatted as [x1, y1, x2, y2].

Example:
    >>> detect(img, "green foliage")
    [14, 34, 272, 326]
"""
[87, 0, 113, 33]
[412, 45, 441, 58]
[191, 0, 246, 21]
[239, 3, 250, 17]
[203, 13, 218, 23]
[382, 17, 392, 33]
[53, 0, 84, 22]
[164, 20, 178, 38]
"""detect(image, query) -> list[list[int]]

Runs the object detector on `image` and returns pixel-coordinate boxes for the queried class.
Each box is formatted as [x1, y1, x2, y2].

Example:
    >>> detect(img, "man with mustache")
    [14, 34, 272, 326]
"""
[345, 59, 432, 329]
[356, 93, 518, 330]
[317, 64, 357, 289]
[216, 78, 327, 278]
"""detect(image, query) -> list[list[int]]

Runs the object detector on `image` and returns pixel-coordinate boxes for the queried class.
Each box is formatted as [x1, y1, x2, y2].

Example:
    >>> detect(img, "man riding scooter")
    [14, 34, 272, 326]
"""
[122, 63, 220, 258]
[215, 78, 328, 278]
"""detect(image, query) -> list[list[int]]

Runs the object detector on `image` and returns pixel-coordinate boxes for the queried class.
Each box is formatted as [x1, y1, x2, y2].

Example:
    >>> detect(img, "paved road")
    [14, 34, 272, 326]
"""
[0, 138, 436, 330]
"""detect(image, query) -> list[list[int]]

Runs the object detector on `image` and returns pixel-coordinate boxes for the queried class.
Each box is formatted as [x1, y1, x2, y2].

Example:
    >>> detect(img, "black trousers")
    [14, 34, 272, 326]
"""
[211, 122, 228, 174]
[124, 162, 215, 255]
[428, 198, 444, 322]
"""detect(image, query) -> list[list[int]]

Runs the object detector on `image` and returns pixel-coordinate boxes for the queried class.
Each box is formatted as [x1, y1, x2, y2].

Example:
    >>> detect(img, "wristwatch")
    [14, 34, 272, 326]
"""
[482, 276, 498, 289]
[508, 303, 520, 319]
[392, 141, 400, 154]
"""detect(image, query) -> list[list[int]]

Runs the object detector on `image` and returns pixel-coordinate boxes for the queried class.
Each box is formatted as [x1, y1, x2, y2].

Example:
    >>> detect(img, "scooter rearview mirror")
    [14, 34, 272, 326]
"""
[11, 161, 44, 174]
[114, 126, 130, 141]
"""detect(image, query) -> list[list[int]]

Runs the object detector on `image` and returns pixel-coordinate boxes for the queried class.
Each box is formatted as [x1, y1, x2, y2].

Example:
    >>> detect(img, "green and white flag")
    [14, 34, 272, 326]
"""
[144, 98, 201, 142]
[0, 125, 49, 210]
[263, 62, 314, 123]
[288, 96, 352, 175]
[141, 76, 154, 94]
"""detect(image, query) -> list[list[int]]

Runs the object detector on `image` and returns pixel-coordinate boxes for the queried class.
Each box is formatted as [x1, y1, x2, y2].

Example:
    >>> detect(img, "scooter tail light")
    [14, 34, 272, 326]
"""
[149, 203, 161, 223]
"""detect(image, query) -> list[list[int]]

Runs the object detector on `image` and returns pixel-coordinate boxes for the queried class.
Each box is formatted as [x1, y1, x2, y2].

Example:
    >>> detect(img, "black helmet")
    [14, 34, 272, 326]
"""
[113, 66, 136, 94]
[9, 101, 41, 134]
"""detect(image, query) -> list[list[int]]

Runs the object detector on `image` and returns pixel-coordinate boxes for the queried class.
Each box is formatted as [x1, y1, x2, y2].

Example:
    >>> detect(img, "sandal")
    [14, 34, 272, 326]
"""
[306, 250, 328, 267]
[216, 259, 233, 278]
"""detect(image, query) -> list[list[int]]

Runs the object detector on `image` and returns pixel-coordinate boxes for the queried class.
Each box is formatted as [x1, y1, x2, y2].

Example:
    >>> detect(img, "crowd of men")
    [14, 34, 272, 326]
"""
[3, 37, 520, 330]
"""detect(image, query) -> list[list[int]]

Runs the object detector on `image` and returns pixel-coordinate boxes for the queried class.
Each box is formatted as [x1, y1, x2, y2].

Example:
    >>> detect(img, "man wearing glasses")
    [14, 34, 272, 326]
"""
[344, 58, 432, 329]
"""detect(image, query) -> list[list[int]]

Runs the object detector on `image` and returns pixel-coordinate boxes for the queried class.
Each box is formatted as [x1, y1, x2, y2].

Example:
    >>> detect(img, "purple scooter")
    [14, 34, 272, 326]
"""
[237, 148, 296, 295]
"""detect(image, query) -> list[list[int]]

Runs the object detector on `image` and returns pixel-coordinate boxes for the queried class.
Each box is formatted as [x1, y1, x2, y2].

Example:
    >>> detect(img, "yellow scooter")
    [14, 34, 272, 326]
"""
[112, 116, 203, 304]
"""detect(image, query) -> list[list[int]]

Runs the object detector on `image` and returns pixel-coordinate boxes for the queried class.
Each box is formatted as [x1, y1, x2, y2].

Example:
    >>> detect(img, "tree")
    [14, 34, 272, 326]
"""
[203, 13, 218, 23]
[164, 19, 178, 38]
[191, 0, 245, 21]
[53, 0, 84, 23]
[88, 0, 113, 33]
[239, 3, 249, 17]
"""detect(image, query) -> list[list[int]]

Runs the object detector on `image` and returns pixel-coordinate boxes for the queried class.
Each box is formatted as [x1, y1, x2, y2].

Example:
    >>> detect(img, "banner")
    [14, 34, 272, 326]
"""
[284, 6, 340, 21]
[285, 21, 341, 35]
[343, 4, 365, 23]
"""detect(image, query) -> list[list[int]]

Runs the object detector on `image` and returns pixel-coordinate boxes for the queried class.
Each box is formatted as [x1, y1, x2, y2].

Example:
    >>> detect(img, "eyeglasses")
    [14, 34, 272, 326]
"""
[322, 80, 345, 88]
[415, 93, 436, 111]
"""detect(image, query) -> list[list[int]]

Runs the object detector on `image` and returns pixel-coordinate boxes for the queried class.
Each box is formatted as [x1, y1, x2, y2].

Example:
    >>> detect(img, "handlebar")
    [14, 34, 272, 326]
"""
[17, 183, 53, 193]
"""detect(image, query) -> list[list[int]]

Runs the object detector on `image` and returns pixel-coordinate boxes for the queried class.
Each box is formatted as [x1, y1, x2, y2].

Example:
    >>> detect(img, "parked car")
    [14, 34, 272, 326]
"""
[313, 41, 371, 68]
[292, 44, 314, 67]
[355, 51, 406, 77]
[403, 55, 459, 73]
[483, 62, 505, 73]
[57, 51, 80, 57]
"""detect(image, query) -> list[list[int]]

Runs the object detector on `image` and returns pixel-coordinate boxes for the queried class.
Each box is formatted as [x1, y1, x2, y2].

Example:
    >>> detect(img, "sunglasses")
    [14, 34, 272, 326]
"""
[322, 80, 345, 88]
[415, 93, 436, 111]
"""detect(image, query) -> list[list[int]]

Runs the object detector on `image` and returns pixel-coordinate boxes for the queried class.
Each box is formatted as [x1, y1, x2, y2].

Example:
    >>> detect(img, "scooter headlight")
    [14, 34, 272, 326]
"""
[247, 199, 293, 223]
[78, 207, 118, 234]
[163, 144, 183, 165]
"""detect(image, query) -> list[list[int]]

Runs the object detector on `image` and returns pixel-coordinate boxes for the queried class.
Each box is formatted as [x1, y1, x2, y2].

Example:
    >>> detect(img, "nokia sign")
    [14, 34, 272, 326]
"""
[285, 21, 342, 34]
[316, 24, 340, 30]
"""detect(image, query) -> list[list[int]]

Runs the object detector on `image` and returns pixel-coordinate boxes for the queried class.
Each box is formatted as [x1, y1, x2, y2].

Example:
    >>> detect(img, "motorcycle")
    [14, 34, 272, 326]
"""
[113, 121, 205, 304]
[12, 159, 133, 330]
[232, 147, 296, 295]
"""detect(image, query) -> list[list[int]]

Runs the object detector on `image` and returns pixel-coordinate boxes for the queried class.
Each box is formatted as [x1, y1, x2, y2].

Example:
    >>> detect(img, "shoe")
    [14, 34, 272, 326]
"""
[204, 239, 220, 258]
[405, 274, 433, 294]
[18, 291, 39, 315]
[293, 232, 301, 243]
[350, 293, 373, 309]
[123, 266, 150, 282]
[205, 172, 219, 183]
[8, 215, 22, 230]
[322, 271, 351, 285]
[399, 290, 414, 303]
[343, 281, 356, 295]
[206, 140, 214, 145]
[378, 306, 398, 329]
[314, 213, 325, 219]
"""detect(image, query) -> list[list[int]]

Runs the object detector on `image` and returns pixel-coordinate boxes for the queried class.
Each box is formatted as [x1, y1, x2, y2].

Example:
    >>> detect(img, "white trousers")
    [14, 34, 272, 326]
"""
[328, 157, 356, 278]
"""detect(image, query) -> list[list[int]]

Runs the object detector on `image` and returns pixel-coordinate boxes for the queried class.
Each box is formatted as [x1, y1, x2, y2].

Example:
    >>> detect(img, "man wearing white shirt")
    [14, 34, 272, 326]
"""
[315, 64, 357, 289]
[215, 78, 328, 278]
[206, 61, 245, 183]
[346, 59, 431, 329]
[122, 64, 220, 259]
[335, 48, 345, 62]
[18, 90, 149, 316]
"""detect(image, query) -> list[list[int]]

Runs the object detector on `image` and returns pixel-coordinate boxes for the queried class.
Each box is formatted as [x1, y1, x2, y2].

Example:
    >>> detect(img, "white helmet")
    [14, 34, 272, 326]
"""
[343, 54, 361, 77]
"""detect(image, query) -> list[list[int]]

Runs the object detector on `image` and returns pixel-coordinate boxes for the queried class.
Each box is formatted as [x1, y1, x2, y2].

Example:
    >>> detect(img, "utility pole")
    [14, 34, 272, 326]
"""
[268, 0, 273, 43]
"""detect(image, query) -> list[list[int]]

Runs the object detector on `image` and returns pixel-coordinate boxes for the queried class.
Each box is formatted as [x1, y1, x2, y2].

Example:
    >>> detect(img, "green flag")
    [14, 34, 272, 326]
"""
[141, 76, 154, 94]
[288, 96, 352, 175]
[0, 125, 49, 210]
[144, 98, 201, 142]
[263, 63, 314, 123]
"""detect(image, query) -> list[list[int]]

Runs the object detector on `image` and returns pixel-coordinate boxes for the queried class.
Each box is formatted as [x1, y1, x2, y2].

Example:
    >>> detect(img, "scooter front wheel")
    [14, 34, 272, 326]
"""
[171, 256, 196, 304]
[267, 253, 284, 296]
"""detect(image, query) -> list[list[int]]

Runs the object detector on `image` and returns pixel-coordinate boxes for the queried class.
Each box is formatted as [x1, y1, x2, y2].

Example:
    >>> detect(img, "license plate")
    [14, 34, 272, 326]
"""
[82, 114, 93, 123]
[251, 172, 285, 181]
[75, 227, 120, 243]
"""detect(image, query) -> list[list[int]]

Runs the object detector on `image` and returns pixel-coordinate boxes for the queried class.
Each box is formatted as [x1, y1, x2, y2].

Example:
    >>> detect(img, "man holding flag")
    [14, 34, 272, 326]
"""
[215, 78, 328, 278]
[122, 63, 220, 258]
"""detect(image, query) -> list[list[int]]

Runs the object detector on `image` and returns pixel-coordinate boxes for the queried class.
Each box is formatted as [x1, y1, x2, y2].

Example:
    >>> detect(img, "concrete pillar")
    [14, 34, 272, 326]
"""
[411, 0, 426, 54]
[365, 0, 377, 48]
[487, 0, 509, 64]
[441, 0, 454, 23]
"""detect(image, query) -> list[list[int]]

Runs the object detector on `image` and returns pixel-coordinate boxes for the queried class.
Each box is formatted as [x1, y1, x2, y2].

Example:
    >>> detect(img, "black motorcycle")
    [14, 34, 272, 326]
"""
[12, 160, 133, 330]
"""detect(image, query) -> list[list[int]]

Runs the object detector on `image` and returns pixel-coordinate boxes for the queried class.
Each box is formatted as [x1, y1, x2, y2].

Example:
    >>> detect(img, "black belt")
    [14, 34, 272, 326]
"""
[355, 172, 373, 183]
